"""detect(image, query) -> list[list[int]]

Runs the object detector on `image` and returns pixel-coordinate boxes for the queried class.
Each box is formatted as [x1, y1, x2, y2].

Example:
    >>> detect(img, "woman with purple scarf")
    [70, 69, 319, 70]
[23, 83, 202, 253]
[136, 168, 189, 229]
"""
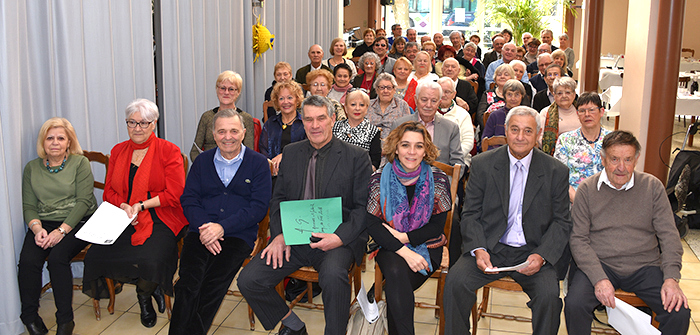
[366, 121, 452, 335]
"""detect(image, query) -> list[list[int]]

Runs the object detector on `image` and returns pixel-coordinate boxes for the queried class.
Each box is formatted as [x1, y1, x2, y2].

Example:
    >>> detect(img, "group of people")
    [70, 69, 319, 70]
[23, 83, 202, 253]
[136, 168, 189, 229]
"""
[18, 26, 690, 335]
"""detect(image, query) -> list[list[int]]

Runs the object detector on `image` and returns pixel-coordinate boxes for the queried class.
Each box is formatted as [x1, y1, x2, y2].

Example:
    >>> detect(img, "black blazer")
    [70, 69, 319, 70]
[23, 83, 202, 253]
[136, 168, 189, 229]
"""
[456, 79, 478, 115]
[482, 50, 500, 69]
[269, 137, 373, 264]
[533, 89, 551, 113]
[295, 64, 331, 85]
[461, 146, 571, 265]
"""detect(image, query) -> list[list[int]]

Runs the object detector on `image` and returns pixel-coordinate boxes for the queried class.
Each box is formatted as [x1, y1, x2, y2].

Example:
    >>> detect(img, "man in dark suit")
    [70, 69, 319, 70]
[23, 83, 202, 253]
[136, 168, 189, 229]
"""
[533, 64, 563, 112]
[482, 36, 505, 69]
[238, 96, 372, 335]
[444, 106, 571, 335]
[529, 53, 553, 93]
[295, 45, 331, 85]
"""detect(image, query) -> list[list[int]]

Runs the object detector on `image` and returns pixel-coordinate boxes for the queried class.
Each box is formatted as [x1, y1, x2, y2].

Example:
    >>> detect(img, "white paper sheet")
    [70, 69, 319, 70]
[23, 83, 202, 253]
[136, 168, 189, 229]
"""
[75, 202, 135, 245]
[484, 260, 530, 273]
[356, 280, 380, 323]
[606, 297, 661, 335]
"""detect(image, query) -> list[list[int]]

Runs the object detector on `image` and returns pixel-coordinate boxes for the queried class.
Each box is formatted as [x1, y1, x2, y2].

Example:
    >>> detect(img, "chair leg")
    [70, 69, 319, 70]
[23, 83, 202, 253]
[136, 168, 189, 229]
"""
[374, 265, 383, 302]
[105, 278, 116, 315]
[435, 271, 446, 319]
[248, 305, 256, 330]
[165, 294, 172, 319]
[471, 302, 478, 335]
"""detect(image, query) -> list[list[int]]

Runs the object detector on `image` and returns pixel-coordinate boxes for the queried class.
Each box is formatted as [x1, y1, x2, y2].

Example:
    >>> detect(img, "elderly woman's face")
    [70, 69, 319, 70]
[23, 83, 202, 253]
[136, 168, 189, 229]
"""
[495, 70, 512, 88]
[44, 127, 70, 161]
[217, 79, 240, 108]
[553, 55, 565, 68]
[512, 64, 526, 80]
[309, 76, 331, 96]
[554, 86, 575, 109]
[505, 90, 523, 109]
[414, 53, 430, 74]
[364, 32, 375, 45]
[393, 63, 411, 81]
[333, 41, 345, 56]
[377, 79, 396, 102]
[577, 102, 603, 129]
[363, 59, 377, 75]
[346, 96, 368, 124]
[334, 69, 351, 87]
[274, 68, 292, 83]
[278, 88, 297, 115]
[463, 46, 475, 60]
[127, 111, 156, 144]
[396, 130, 426, 173]
[443, 50, 455, 60]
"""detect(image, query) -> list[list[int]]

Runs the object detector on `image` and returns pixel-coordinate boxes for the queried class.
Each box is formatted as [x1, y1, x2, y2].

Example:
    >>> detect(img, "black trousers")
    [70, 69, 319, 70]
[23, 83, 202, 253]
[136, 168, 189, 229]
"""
[375, 248, 440, 335]
[564, 264, 690, 335]
[444, 244, 562, 335]
[238, 244, 354, 335]
[18, 220, 88, 325]
[169, 232, 251, 335]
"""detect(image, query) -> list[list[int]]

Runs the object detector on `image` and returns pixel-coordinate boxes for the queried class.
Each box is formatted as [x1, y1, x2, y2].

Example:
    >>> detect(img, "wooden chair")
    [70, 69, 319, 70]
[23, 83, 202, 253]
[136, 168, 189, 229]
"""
[489, 82, 496, 90]
[373, 162, 462, 335]
[262, 100, 272, 123]
[39, 150, 111, 320]
[591, 289, 659, 334]
[481, 136, 507, 151]
[469, 80, 479, 95]
[682, 48, 695, 58]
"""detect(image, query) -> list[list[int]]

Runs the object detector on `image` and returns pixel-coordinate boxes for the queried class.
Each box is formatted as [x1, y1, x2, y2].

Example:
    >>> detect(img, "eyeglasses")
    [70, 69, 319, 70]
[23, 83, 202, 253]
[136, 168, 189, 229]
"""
[377, 85, 395, 91]
[348, 87, 369, 94]
[311, 82, 328, 87]
[218, 86, 239, 93]
[555, 91, 574, 97]
[126, 120, 153, 128]
[374, 44, 387, 47]
[577, 107, 602, 115]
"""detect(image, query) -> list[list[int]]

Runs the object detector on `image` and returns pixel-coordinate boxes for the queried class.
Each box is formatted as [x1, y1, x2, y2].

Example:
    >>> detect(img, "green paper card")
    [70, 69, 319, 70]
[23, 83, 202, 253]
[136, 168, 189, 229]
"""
[280, 197, 343, 245]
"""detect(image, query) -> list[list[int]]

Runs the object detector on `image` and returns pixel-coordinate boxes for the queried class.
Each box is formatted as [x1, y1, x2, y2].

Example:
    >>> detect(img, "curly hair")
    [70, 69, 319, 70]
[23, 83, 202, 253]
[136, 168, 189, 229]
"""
[271, 81, 304, 111]
[382, 121, 439, 164]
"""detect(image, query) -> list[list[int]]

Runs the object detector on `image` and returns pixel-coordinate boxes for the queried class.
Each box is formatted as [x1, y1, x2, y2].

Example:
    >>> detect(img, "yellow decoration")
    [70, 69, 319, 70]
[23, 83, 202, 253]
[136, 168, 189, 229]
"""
[253, 16, 274, 63]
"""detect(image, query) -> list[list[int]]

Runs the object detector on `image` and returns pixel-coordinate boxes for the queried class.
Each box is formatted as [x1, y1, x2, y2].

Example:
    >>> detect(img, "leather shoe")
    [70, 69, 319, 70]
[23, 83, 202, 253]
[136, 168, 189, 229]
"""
[137, 294, 157, 328]
[25, 317, 48, 335]
[56, 321, 75, 335]
[279, 325, 308, 335]
[151, 286, 166, 313]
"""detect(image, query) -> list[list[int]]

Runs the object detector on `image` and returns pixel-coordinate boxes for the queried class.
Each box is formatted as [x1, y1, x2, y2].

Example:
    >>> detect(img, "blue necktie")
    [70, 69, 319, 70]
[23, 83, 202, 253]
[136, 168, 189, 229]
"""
[500, 161, 526, 247]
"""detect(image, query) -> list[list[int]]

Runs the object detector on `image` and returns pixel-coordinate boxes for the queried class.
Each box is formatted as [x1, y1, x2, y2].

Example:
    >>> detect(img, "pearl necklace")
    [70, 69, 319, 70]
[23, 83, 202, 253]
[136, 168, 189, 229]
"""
[46, 156, 67, 173]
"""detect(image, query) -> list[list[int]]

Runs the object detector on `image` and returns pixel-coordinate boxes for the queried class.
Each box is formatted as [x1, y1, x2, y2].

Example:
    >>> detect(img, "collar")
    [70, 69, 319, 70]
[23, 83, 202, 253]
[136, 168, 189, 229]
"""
[507, 148, 534, 171]
[597, 169, 635, 191]
[418, 113, 436, 124]
[214, 145, 246, 165]
[310, 63, 322, 71]
[439, 101, 455, 115]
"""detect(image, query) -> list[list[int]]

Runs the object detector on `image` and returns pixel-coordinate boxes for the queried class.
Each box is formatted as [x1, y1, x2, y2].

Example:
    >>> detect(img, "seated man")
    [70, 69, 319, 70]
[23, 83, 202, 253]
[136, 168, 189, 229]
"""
[391, 81, 465, 173]
[404, 42, 420, 63]
[295, 44, 331, 85]
[483, 36, 505, 69]
[529, 53, 553, 93]
[565, 130, 690, 335]
[532, 63, 563, 112]
[170, 109, 272, 335]
[444, 106, 571, 335]
[527, 43, 551, 74]
[238, 96, 372, 335]
[372, 36, 395, 75]
[485, 42, 530, 89]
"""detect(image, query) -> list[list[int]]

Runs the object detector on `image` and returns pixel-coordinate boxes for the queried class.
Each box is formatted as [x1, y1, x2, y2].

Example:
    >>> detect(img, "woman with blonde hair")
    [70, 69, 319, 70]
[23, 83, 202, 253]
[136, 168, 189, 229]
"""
[393, 57, 418, 111]
[388, 37, 406, 59]
[322, 37, 357, 79]
[265, 62, 293, 119]
[551, 49, 573, 77]
[475, 63, 516, 130]
[190, 70, 255, 161]
[408, 51, 439, 84]
[260, 81, 307, 175]
[19, 118, 97, 335]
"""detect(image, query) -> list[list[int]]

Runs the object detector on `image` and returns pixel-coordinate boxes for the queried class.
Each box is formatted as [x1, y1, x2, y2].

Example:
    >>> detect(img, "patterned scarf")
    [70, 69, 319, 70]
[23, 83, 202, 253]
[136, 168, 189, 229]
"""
[332, 119, 379, 151]
[379, 160, 434, 275]
[331, 84, 352, 105]
[542, 103, 560, 156]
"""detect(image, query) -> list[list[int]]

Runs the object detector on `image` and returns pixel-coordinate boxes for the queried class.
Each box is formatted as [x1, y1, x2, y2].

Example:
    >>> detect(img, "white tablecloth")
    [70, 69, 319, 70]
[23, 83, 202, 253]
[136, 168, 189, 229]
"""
[599, 69, 624, 90]
[676, 95, 700, 116]
[680, 60, 700, 73]
[601, 86, 700, 117]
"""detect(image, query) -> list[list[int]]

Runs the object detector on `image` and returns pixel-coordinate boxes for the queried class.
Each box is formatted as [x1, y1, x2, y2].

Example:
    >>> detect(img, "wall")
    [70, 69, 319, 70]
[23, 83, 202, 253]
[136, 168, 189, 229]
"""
[344, 0, 369, 33]
[682, 0, 700, 57]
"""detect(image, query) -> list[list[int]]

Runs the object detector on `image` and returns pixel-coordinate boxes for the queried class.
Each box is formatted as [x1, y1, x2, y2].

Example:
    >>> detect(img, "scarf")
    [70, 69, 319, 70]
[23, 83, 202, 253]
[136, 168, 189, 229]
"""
[331, 84, 352, 105]
[379, 160, 434, 275]
[542, 103, 560, 156]
[111, 132, 157, 246]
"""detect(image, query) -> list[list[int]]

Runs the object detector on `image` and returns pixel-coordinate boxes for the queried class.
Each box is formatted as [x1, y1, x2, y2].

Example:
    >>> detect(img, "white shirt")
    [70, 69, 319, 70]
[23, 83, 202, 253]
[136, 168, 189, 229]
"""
[597, 168, 635, 191]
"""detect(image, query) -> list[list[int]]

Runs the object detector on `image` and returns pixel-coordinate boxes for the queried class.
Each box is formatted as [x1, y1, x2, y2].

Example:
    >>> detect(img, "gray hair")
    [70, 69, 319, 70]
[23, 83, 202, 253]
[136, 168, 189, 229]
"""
[125, 98, 159, 122]
[405, 42, 420, 51]
[449, 30, 462, 38]
[301, 95, 334, 118]
[537, 53, 552, 63]
[437, 76, 457, 90]
[464, 42, 477, 51]
[559, 33, 569, 40]
[358, 52, 381, 72]
[415, 80, 443, 100]
[374, 73, 398, 90]
[505, 106, 542, 134]
[552, 76, 577, 93]
[509, 59, 527, 73]
[211, 108, 246, 133]
[502, 79, 526, 97]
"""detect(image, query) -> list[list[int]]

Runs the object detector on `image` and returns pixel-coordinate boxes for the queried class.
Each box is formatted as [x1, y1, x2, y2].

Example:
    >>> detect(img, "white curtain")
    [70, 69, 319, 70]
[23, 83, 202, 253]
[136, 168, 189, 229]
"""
[0, 1, 155, 333]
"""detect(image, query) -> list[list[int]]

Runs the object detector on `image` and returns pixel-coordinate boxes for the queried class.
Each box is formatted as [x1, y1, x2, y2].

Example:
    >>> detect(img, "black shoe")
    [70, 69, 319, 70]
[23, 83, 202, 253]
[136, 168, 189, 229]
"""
[25, 317, 48, 335]
[279, 325, 308, 335]
[56, 321, 75, 335]
[152, 286, 166, 313]
[137, 294, 157, 328]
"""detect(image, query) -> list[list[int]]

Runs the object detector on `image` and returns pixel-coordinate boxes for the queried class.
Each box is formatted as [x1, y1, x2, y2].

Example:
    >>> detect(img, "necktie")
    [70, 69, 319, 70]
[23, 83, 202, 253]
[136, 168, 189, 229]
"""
[500, 161, 526, 246]
[303, 150, 318, 200]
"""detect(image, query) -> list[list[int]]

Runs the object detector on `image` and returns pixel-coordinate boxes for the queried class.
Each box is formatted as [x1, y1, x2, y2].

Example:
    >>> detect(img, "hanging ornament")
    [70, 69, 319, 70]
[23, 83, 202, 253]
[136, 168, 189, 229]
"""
[253, 15, 274, 63]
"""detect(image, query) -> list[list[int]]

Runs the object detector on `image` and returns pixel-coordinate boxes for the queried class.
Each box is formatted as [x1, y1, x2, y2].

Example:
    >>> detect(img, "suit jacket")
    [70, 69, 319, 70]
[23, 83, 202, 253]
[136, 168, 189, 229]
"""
[295, 64, 331, 85]
[269, 137, 372, 263]
[482, 50, 500, 69]
[391, 113, 465, 170]
[530, 74, 547, 92]
[533, 89, 552, 113]
[456, 79, 478, 114]
[461, 146, 571, 266]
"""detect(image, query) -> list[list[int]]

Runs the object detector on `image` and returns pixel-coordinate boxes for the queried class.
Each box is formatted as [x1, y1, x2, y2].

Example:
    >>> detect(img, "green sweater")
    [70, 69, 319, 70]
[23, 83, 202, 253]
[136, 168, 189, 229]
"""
[22, 154, 98, 228]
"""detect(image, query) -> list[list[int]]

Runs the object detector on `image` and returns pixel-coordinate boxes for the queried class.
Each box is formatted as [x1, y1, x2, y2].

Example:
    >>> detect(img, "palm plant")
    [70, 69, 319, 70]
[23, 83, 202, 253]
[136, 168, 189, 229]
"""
[484, 0, 557, 43]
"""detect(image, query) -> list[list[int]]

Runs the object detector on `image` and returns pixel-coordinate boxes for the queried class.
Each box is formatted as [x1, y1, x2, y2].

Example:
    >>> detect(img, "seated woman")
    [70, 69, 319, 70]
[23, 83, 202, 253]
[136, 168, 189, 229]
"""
[366, 121, 452, 335]
[264, 62, 293, 120]
[408, 51, 439, 84]
[509, 60, 534, 106]
[322, 37, 357, 79]
[83, 99, 188, 329]
[18, 118, 97, 335]
[388, 37, 405, 59]
[392, 57, 418, 111]
[554, 92, 611, 202]
[353, 52, 381, 99]
[190, 70, 255, 161]
[475, 63, 516, 131]
[367, 73, 412, 141]
[351, 28, 375, 62]
[482, 79, 526, 150]
[259, 80, 306, 175]
[552, 49, 574, 77]
[306, 69, 347, 120]
[328, 63, 354, 105]
[333, 90, 381, 169]
[540, 76, 580, 155]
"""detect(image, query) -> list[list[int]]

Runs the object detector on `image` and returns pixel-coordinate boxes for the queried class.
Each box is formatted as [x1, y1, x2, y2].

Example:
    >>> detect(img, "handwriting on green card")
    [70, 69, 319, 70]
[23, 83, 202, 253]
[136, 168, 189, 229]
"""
[280, 197, 343, 245]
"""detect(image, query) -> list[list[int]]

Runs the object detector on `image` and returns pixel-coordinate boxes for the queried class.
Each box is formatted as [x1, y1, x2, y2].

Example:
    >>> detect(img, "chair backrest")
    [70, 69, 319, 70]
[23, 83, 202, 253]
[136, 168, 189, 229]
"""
[482, 136, 507, 151]
[262, 100, 272, 123]
[181, 152, 189, 176]
[469, 80, 478, 94]
[81, 150, 109, 190]
[431, 161, 461, 245]
[682, 48, 695, 58]
[489, 82, 496, 90]
[483, 109, 493, 127]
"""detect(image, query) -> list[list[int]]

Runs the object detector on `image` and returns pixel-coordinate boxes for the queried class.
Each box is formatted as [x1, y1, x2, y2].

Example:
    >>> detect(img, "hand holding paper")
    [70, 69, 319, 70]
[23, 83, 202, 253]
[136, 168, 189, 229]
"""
[280, 197, 343, 245]
[484, 260, 530, 273]
[75, 202, 135, 245]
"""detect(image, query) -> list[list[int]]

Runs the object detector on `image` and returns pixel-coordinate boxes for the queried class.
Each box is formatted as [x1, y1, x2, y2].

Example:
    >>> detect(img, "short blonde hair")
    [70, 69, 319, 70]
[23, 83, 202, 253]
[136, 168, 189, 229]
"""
[36, 117, 83, 159]
[216, 70, 243, 102]
[493, 64, 516, 83]
[306, 69, 334, 87]
[414, 51, 433, 73]
[393, 57, 413, 71]
[551, 49, 568, 69]
[383, 121, 439, 164]
[421, 41, 437, 50]
[363, 28, 376, 39]
[346, 90, 370, 106]
[271, 81, 304, 111]
[329, 38, 347, 56]
[274, 62, 292, 76]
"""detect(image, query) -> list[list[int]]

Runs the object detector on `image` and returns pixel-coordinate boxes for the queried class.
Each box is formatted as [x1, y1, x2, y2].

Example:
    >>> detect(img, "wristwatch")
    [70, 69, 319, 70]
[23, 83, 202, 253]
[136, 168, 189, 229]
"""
[57, 227, 67, 236]
[139, 201, 145, 211]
